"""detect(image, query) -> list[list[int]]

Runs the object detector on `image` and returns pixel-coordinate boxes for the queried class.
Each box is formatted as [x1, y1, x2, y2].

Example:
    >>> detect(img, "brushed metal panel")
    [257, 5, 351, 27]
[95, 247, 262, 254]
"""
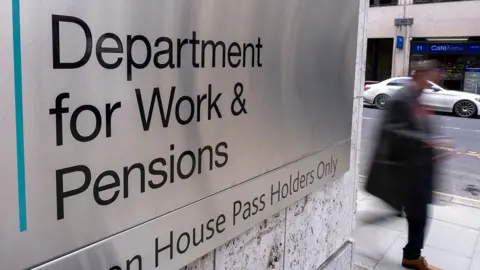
[0, 0, 359, 269]
[33, 142, 350, 270]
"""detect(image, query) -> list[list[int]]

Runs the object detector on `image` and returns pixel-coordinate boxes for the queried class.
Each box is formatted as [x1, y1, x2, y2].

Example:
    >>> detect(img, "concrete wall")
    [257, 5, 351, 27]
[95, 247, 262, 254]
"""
[368, 0, 480, 38]
[368, 0, 480, 77]
[407, 1, 480, 38]
[367, 5, 403, 39]
[177, 0, 368, 269]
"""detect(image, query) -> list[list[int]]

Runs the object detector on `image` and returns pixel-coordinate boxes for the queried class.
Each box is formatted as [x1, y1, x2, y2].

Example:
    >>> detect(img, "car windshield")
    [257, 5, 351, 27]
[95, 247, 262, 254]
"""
[428, 81, 443, 90]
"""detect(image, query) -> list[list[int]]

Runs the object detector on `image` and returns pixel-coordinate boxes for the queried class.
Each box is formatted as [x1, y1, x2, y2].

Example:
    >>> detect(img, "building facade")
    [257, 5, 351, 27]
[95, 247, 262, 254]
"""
[367, 0, 480, 92]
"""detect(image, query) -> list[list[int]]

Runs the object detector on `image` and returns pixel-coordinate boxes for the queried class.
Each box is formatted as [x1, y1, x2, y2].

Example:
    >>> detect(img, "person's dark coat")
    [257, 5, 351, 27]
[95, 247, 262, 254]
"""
[365, 84, 438, 210]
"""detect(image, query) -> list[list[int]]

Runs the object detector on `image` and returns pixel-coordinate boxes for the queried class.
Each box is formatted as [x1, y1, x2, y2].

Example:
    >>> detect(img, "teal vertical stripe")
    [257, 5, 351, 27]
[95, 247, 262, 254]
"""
[12, 0, 27, 232]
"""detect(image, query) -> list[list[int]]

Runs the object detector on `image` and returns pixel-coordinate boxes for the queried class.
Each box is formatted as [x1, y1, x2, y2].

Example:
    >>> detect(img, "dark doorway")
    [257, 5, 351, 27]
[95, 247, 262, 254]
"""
[366, 38, 394, 82]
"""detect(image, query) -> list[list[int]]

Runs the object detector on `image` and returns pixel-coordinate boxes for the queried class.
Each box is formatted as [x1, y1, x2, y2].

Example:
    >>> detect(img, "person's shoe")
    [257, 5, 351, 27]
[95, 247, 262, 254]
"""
[402, 257, 442, 270]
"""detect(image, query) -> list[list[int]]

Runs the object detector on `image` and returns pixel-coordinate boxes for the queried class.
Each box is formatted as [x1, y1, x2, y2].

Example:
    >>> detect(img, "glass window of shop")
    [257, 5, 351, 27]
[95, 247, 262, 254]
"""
[410, 40, 480, 93]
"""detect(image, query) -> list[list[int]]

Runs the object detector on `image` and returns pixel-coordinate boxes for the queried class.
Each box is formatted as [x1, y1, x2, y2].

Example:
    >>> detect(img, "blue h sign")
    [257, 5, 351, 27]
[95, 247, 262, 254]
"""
[396, 36, 404, 49]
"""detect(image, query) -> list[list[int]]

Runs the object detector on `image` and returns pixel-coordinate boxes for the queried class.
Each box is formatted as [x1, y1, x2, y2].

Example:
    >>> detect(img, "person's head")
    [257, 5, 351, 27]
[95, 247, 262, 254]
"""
[411, 60, 442, 90]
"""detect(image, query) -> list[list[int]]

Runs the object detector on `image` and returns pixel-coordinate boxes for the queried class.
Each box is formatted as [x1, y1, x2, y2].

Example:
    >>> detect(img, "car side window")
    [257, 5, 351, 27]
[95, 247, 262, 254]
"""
[387, 79, 410, 86]
[386, 80, 399, 86]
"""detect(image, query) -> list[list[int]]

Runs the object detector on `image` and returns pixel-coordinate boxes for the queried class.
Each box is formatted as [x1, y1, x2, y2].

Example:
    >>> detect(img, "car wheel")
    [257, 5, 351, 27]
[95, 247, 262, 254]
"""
[453, 100, 477, 118]
[374, 94, 390, 110]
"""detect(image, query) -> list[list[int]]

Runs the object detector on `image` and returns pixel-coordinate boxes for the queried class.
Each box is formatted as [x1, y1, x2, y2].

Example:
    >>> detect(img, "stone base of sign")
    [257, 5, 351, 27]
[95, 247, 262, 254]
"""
[317, 241, 354, 270]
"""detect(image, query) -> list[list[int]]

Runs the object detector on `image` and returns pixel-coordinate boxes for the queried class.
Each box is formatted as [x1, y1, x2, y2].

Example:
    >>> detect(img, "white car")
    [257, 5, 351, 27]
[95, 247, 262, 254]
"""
[363, 77, 480, 118]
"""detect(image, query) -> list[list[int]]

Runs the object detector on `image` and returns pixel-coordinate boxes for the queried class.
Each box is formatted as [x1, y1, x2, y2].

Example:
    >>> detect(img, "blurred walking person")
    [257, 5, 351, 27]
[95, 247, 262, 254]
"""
[366, 60, 448, 270]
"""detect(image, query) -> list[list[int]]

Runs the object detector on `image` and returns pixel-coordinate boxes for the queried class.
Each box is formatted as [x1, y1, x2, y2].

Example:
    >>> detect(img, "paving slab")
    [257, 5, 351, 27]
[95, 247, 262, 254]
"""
[470, 255, 480, 270]
[352, 224, 401, 261]
[399, 218, 479, 258]
[353, 253, 377, 269]
[354, 188, 480, 270]
[376, 238, 471, 270]
[472, 231, 480, 256]
[430, 203, 480, 230]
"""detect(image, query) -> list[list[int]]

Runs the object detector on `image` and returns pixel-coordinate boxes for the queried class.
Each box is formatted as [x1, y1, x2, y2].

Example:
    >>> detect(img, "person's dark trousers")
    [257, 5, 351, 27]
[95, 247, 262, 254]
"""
[403, 200, 428, 259]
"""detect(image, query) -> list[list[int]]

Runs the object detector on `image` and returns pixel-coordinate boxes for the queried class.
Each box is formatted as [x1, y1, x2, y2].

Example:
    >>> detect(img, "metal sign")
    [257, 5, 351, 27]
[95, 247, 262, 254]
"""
[396, 36, 404, 49]
[0, 0, 358, 269]
[411, 43, 480, 54]
[394, 18, 414, 26]
[464, 69, 480, 94]
[33, 143, 350, 270]
[467, 44, 480, 53]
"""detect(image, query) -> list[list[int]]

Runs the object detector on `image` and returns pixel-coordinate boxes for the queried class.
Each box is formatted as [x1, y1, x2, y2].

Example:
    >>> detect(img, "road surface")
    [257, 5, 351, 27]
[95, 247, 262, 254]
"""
[360, 107, 480, 199]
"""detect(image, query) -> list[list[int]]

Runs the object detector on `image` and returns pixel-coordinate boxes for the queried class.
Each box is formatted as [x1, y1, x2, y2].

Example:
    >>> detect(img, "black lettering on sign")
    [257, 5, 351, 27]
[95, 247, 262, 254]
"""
[55, 142, 229, 220]
[126, 34, 152, 81]
[270, 169, 315, 206]
[109, 255, 142, 270]
[233, 194, 266, 226]
[51, 15, 265, 81]
[56, 165, 91, 220]
[154, 37, 175, 69]
[190, 31, 200, 68]
[52, 15, 92, 69]
[316, 156, 338, 180]
[134, 85, 222, 131]
[227, 42, 241, 67]
[49, 93, 121, 145]
[271, 181, 281, 205]
[155, 231, 174, 262]
[96, 33, 124, 69]
[93, 170, 121, 205]
[154, 214, 227, 264]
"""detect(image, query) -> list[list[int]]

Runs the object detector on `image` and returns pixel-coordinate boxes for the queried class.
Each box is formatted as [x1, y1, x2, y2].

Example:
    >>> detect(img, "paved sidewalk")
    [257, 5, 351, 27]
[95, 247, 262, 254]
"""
[353, 189, 480, 270]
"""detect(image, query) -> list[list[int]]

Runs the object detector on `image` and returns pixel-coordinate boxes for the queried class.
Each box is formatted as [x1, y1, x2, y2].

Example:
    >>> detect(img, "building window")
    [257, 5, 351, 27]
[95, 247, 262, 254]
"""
[409, 38, 480, 92]
[369, 0, 398, 7]
[413, 0, 471, 4]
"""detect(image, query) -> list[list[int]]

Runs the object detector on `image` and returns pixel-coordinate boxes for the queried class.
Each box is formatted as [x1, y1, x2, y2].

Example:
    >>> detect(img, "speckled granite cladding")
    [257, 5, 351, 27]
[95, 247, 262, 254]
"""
[181, 252, 215, 270]
[177, 0, 367, 268]
[284, 173, 355, 270]
[215, 212, 286, 270]
[317, 242, 354, 270]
